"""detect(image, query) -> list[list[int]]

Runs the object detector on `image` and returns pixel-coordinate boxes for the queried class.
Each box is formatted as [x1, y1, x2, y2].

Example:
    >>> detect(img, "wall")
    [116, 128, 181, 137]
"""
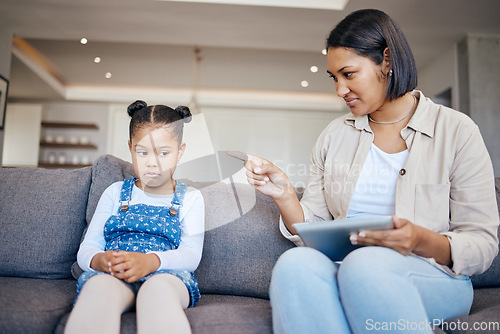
[2, 103, 42, 167]
[418, 37, 500, 176]
[457, 35, 500, 176]
[417, 46, 459, 110]
[202, 106, 343, 186]
[0, 27, 13, 163]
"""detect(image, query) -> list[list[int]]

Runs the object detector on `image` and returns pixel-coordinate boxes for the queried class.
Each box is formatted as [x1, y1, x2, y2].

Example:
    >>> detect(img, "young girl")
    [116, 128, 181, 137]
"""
[65, 100, 205, 334]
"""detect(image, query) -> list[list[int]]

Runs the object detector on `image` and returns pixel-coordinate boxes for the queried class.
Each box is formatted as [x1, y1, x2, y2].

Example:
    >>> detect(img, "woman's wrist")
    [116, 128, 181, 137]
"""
[411, 227, 452, 267]
[273, 181, 296, 203]
[274, 184, 304, 235]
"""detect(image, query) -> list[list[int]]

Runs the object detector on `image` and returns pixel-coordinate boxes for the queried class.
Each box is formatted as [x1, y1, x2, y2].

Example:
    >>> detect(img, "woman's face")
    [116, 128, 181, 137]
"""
[129, 125, 185, 194]
[326, 46, 389, 116]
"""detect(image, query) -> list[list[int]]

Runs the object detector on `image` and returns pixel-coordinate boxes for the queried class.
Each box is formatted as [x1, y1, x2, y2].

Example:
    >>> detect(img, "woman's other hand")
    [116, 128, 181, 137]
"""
[351, 215, 452, 266]
[350, 216, 419, 255]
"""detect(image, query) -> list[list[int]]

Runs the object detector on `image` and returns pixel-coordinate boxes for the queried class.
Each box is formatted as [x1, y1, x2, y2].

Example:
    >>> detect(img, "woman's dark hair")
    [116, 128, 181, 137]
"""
[127, 100, 192, 143]
[326, 9, 417, 100]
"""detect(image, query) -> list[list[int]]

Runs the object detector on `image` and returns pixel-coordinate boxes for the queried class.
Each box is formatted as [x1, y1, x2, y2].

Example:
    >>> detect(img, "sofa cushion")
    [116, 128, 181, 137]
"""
[0, 166, 91, 279]
[187, 294, 272, 334]
[440, 304, 500, 334]
[0, 277, 76, 334]
[470, 287, 500, 314]
[56, 294, 272, 334]
[470, 178, 500, 287]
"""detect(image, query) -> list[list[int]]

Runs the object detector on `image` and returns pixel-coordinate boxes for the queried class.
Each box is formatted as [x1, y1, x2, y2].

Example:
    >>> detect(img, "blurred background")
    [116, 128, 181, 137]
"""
[0, 0, 499, 185]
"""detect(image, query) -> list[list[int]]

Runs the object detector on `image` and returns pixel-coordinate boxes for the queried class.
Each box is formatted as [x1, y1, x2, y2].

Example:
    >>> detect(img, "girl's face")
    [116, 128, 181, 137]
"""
[326, 46, 389, 116]
[129, 125, 185, 194]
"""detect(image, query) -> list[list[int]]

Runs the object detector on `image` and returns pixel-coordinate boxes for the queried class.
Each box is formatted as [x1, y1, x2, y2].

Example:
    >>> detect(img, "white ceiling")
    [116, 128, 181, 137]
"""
[2, 0, 500, 102]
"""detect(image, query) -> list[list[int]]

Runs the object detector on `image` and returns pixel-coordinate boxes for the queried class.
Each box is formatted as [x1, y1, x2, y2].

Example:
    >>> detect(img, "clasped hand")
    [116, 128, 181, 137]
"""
[91, 251, 161, 283]
[350, 216, 421, 255]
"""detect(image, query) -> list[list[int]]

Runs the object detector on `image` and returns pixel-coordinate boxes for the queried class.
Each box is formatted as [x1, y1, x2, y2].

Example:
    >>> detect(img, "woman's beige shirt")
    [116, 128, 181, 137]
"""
[281, 91, 499, 277]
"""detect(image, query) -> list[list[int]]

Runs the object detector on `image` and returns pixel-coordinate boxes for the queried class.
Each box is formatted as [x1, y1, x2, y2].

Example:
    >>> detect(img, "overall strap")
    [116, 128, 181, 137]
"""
[169, 181, 187, 216]
[119, 177, 136, 212]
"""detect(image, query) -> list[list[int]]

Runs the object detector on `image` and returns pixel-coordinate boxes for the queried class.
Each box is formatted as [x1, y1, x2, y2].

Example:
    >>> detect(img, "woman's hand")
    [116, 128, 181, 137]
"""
[227, 151, 305, 233]
[350, 216, 420, 255]
[351, 215, 452, 266]
[91, 251, 160, 283]
[226, 151, 293, 200]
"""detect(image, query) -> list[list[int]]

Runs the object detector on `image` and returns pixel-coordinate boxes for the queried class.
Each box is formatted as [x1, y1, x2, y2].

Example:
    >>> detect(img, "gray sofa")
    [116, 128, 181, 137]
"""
[0, 154, 499, 334]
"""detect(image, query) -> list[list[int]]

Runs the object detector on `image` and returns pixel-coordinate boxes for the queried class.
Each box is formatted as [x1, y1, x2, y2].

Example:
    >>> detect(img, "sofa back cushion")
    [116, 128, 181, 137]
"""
[470, 178, 500, 287]
[85, 155, 136, 222]
[0, 166, 92, 279]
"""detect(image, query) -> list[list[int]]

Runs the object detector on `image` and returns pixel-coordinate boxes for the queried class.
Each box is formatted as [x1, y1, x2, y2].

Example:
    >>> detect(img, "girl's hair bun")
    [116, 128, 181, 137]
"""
[127, 100, 148, 117]
[175, 106, 192, 123]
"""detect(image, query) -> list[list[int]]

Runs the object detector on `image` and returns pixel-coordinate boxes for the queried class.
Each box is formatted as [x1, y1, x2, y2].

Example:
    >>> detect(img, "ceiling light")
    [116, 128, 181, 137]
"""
[310, 66, 318, 73]
[80, 38, 88, 45]
[94, 57, 101, 63]
[322, 49, 327, 56]
[155, 0, 349, 10]
[105, 72, 112, 79]
[301, 80, 309, 88]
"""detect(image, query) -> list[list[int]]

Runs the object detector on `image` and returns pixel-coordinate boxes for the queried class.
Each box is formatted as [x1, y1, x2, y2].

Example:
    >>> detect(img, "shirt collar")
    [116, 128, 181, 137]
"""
[345, 112, 371, 132]
[406, 90, 436, 138]
[344, 90, 436, 138]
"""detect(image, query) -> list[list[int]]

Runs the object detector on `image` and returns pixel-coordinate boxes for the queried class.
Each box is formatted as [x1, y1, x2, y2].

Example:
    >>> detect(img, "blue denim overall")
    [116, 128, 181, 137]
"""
[76, 177, 200, 307]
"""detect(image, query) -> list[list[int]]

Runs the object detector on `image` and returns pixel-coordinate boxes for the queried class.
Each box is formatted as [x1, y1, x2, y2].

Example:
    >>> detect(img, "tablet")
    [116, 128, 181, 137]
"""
[293, 216, 394, 261]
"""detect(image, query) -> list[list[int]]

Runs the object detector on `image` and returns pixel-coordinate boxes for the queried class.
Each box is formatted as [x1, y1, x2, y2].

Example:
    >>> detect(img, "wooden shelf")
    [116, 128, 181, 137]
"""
[41, 122, 98, 129]
[40, 142, 97, 149]
[38, 163, 92, 169]
[39, 121, 99, 169]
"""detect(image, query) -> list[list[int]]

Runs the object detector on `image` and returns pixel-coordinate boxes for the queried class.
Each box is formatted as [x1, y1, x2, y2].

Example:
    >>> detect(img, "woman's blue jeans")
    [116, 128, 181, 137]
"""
[270, 246, 473, 334]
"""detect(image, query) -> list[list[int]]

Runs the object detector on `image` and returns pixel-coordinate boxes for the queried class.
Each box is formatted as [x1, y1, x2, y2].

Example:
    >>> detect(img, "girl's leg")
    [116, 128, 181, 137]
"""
[269, 247, 351, 334]
[65, 274, 135, 334]
[136, 273, 191, 334]
[338, 247, 473, 334]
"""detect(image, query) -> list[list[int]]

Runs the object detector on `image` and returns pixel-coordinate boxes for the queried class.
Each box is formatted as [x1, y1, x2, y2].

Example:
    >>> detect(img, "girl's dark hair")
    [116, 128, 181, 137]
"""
[326, 9, 417, 100]
[127, 100, 192, 143]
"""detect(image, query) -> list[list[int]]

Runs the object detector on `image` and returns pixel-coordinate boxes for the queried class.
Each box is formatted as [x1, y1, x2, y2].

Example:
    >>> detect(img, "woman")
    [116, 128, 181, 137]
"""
[230, 9, 499, 334]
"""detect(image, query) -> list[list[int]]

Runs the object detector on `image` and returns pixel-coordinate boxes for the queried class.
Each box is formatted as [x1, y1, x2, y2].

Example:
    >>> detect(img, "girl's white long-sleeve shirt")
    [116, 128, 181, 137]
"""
[77, 181, 205, 273]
